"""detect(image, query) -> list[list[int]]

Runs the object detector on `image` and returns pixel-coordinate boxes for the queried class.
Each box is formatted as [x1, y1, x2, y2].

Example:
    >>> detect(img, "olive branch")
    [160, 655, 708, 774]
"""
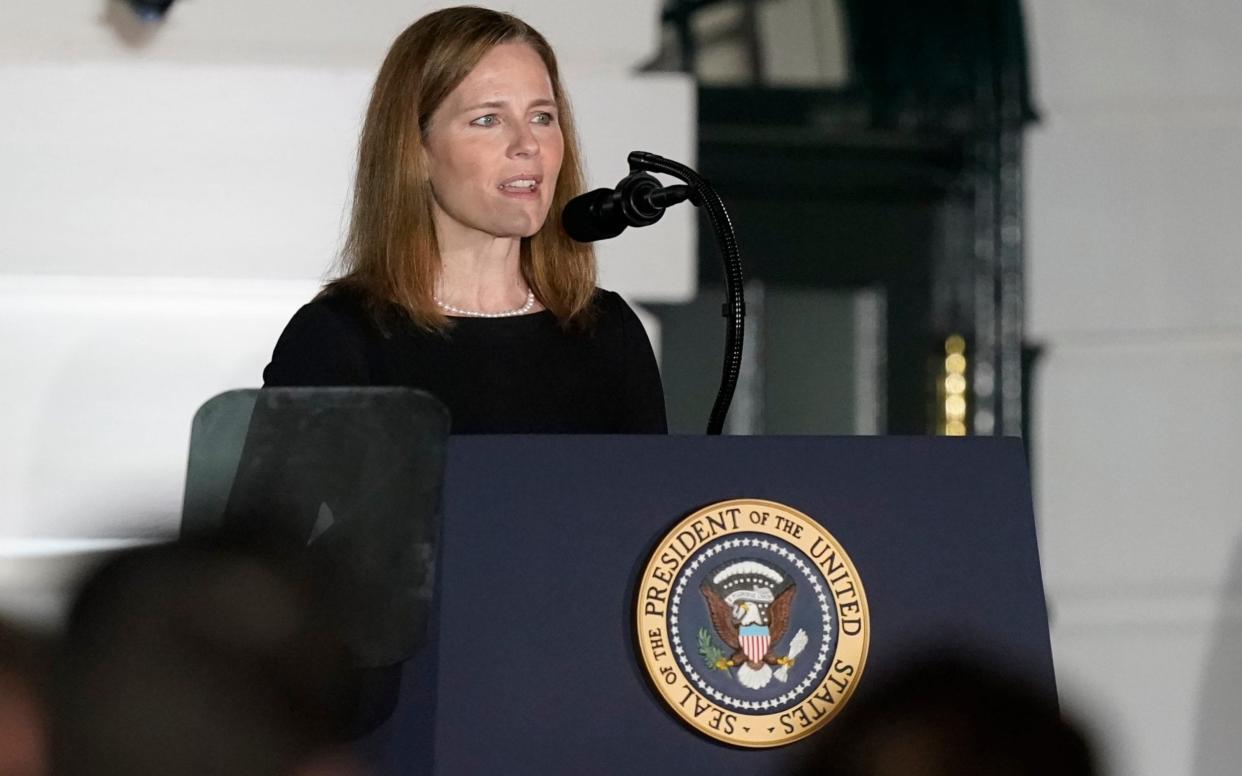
[698, 628, 730, 672]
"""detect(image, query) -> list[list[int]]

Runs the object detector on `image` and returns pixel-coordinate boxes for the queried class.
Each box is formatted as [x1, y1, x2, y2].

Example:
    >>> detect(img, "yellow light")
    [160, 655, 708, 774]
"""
[940, 334, 969, 437]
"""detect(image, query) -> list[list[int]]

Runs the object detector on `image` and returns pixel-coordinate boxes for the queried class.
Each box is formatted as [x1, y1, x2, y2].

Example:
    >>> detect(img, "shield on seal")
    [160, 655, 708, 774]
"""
[739, 624, 770, 664]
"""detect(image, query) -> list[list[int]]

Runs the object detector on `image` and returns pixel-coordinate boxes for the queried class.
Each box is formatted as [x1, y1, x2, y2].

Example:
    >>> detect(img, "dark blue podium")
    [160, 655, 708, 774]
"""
[365, 434, 1053, 775]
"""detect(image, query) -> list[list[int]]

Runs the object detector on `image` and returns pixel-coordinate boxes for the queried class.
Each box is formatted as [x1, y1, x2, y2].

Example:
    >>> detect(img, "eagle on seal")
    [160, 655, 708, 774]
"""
[700, 561, 803, 690]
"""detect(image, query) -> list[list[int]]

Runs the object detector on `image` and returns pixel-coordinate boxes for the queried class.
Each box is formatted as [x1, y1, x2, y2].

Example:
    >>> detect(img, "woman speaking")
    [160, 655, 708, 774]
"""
[264, 7, 667, 434]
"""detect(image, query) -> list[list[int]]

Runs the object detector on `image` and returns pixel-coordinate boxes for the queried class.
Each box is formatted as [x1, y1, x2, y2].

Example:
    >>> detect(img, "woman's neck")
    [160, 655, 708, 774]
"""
[434, 220, 534, 313]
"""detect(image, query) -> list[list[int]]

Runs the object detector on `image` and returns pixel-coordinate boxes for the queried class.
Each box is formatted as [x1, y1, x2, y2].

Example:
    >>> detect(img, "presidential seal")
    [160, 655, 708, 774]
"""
[635, 499, 869, 748]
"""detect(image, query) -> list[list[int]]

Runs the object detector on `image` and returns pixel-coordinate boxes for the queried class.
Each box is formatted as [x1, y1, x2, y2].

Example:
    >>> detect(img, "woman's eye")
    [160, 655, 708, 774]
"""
[532, 112, 555, 125]
[470, 115, 498, 127]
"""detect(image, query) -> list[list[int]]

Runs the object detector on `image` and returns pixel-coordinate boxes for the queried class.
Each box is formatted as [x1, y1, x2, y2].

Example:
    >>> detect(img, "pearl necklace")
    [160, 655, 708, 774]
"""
[435, 288, 536, 318]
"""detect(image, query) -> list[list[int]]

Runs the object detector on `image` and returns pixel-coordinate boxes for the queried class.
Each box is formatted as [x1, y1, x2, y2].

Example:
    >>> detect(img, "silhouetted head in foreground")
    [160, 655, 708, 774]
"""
[794, 655, 1095, 776]
[0, 619, 49, 776]
[50, 543, 364, 776]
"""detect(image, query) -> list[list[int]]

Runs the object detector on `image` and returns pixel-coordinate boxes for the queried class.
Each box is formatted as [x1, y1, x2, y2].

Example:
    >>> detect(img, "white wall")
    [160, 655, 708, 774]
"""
[0, 0, 660, 72]
[1026, 3, 1242, 775]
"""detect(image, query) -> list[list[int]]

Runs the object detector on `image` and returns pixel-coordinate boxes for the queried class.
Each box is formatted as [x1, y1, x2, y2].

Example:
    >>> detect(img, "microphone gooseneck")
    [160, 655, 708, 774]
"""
[563, 151, 745, 436]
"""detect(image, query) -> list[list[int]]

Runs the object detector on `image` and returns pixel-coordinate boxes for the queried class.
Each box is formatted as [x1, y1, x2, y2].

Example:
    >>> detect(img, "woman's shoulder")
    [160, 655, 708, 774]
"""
[590, 287, 636, 321]
[293, 284, 410, 336]
[262, 286, 388, 386]
[310, 282, 375, 314]
[587, 287, 652, 344]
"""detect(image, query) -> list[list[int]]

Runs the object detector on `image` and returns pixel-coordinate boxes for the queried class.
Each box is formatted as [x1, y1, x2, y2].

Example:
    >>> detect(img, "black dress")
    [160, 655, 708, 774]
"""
[263, 288, 668, 434]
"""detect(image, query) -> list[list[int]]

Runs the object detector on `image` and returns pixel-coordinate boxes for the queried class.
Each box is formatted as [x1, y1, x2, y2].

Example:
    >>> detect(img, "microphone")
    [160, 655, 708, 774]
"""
[562, 171, 692, 242]
[574, 150, 744, 435]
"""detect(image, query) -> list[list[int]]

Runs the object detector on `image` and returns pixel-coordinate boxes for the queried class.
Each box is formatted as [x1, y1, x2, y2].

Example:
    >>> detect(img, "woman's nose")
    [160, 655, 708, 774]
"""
[507, 123, 539, 158]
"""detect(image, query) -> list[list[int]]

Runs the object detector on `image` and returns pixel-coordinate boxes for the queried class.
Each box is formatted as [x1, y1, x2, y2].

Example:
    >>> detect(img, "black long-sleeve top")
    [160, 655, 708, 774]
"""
[262, 288, 668, 434]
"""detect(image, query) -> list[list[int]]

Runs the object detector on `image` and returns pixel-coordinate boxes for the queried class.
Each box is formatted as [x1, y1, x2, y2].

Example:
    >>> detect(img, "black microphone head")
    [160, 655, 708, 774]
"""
[562, 187, 628, 243]
[126, 0, 177, 21]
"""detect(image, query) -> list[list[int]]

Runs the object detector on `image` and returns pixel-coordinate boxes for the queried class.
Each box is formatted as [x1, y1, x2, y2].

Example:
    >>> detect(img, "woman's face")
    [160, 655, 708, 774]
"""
[423, 42, 564, 243]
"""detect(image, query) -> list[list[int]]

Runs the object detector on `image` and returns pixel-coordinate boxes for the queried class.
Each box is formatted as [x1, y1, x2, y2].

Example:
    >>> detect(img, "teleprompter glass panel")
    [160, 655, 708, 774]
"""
[182, 387, 449, 668]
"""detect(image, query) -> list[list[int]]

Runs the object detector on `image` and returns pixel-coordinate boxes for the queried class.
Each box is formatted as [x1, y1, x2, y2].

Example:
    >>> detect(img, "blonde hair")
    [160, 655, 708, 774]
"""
[329, 6, 596, 330]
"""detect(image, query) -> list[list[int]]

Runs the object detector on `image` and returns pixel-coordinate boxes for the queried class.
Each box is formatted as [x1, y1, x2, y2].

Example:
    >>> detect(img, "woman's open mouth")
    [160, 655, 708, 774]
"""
[498, 174, 541, 198]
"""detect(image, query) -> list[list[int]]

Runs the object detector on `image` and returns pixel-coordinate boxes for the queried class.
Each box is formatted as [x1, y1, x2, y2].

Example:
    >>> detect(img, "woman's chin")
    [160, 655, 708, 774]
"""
[490, 214, 549, 239]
